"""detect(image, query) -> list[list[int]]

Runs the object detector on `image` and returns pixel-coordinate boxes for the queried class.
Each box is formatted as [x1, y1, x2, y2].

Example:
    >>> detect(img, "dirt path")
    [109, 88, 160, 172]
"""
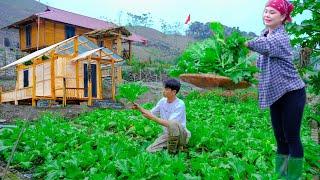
[0, 82, 204, 123]
[0, 161, 29, 180]
[0, 104, 94, 123]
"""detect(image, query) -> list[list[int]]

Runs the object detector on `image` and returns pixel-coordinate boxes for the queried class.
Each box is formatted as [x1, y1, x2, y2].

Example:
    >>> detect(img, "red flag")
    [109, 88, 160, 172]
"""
[184, 14, 190, 24]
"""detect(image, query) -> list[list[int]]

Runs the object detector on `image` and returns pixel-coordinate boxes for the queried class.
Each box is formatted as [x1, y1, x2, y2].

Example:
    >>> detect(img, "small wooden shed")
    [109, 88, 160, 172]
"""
[0, 33, 123, 107]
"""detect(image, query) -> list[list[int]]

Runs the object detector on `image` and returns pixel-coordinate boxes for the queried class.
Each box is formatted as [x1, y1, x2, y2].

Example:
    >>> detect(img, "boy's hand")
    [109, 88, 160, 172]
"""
[132, 103, 155, 120]
[132, 103, 142, 111]
[132, 103, 139, 110]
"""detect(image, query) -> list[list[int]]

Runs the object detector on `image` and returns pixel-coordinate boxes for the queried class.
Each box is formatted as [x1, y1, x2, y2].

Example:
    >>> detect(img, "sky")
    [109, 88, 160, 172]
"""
[39, 0, 309, 35]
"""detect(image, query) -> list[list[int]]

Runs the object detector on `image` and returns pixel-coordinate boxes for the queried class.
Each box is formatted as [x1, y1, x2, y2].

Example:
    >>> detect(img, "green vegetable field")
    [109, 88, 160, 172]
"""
[1, 89, 318, 179]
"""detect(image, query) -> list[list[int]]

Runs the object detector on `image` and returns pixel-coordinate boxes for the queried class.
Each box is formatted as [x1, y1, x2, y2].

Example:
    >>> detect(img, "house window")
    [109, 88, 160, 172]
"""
[4, 38, 10, 47]
[23, 70, 29, 87]
[65, 25, 75, 39]
[98, 40, 104, 47]
[25, 25, 32, 48]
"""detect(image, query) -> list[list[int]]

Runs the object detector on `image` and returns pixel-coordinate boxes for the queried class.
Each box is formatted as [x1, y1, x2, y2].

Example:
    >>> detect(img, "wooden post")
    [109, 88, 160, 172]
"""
[15, 67, 19, 105]
[117, 34, 122, 55]
[37, 15, 40, 50]
[117, 66, 122, 84]
[129, 40, 132, 63]
[76, 61, 79, 98]
[88, 58, 92, 106]
[43, 20, 46, 47]
[74, 37, 80, 99]
[16, 66, 20, 89]
[0, 87, 2, 104]
[14, 83, 18, 105]
[111, 59, 115, 101]
[74, 37, 79, 56]
[63, 77, 67, 107]
[97, 58, 102, 99]
[50, 51, 56, 99]
[32, 63, 36, 107]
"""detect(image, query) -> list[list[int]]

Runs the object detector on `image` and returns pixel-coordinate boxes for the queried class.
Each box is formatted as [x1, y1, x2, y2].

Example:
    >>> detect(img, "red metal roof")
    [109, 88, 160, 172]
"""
[36, 7, 116, 30]
[19, 6, 148, 44]
[123, 33, 148, 45]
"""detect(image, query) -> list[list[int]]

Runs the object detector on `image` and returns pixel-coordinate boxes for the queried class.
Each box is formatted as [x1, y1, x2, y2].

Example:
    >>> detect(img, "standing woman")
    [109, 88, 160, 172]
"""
[246, 0, 306, 179]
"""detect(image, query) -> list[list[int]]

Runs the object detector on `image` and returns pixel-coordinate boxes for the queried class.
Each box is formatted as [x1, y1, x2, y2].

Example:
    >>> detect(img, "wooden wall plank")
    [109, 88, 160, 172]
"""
[18, 69, 23, 89]
[31, 22, 37, 48]
[54, 23, 65, 43]
[104, 38, 113, 49]
[45, 21, 55, 45]
[76, 28, 90, 36]
[20, 26, 26, 50]
[38, 19, 46, 48]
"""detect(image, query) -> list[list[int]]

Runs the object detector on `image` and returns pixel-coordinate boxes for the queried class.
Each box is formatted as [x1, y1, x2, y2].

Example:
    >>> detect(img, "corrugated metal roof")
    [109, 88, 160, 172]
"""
[38, 7, 148, 43]
[4, 6, 148, 44]
[0, 36, 77, 70]
[123, 33, 148, 44]
[71, 48, 103, 62]
[0, 35, 124, 71]
[36, 7, 115, 30]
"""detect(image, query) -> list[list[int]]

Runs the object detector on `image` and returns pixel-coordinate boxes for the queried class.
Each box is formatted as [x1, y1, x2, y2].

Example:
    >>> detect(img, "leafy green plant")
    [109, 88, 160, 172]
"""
[287, 0, 320, 98]
[0, 89, 319, 179]
[170, 21, 258, 83]
[127, 55, 147, 73]
[116, 82, 149, 103]
[23, 60, 33, 66]
[41, 55, 50, 61]
[309, 71, 320, 95]
[287, 0, 320, 57]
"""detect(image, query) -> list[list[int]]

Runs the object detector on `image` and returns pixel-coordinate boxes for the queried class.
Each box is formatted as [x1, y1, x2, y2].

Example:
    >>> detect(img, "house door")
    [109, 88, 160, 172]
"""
[84, 64, 97, 98]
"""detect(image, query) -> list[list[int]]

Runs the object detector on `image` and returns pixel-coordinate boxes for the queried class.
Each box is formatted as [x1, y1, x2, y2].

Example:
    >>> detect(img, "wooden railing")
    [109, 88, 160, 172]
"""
[0, 87, 33, 103]
[65, 88, 85, 99]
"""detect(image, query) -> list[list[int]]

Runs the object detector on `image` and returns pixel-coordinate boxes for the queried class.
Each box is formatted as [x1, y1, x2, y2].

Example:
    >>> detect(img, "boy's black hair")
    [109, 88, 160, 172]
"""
[164, 79, 181, 94]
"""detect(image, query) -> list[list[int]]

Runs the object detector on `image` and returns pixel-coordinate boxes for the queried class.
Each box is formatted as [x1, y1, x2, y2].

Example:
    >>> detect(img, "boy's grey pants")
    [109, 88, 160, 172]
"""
[147, 121, 189, 153]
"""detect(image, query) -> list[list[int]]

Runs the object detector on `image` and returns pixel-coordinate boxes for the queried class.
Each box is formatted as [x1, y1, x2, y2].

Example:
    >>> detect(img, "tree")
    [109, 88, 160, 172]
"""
[160, 19, 182, 35]
[186, 22, 257, 40]
[185, 21, 212, 39]
[287, 0, 320, 57]
[127, 12, 153, 27]
[286, 0, 320, 95]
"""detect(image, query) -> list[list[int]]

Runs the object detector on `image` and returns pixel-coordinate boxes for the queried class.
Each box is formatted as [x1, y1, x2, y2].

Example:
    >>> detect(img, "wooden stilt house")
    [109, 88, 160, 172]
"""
[0, 32, 125, 107]
[4, 6, 147, 60]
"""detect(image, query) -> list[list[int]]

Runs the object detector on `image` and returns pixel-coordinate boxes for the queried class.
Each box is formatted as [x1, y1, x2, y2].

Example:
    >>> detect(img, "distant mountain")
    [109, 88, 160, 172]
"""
[126, 26, 195, 61]
[0, 0, 46, 28]
[0, 0, 46, 51]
